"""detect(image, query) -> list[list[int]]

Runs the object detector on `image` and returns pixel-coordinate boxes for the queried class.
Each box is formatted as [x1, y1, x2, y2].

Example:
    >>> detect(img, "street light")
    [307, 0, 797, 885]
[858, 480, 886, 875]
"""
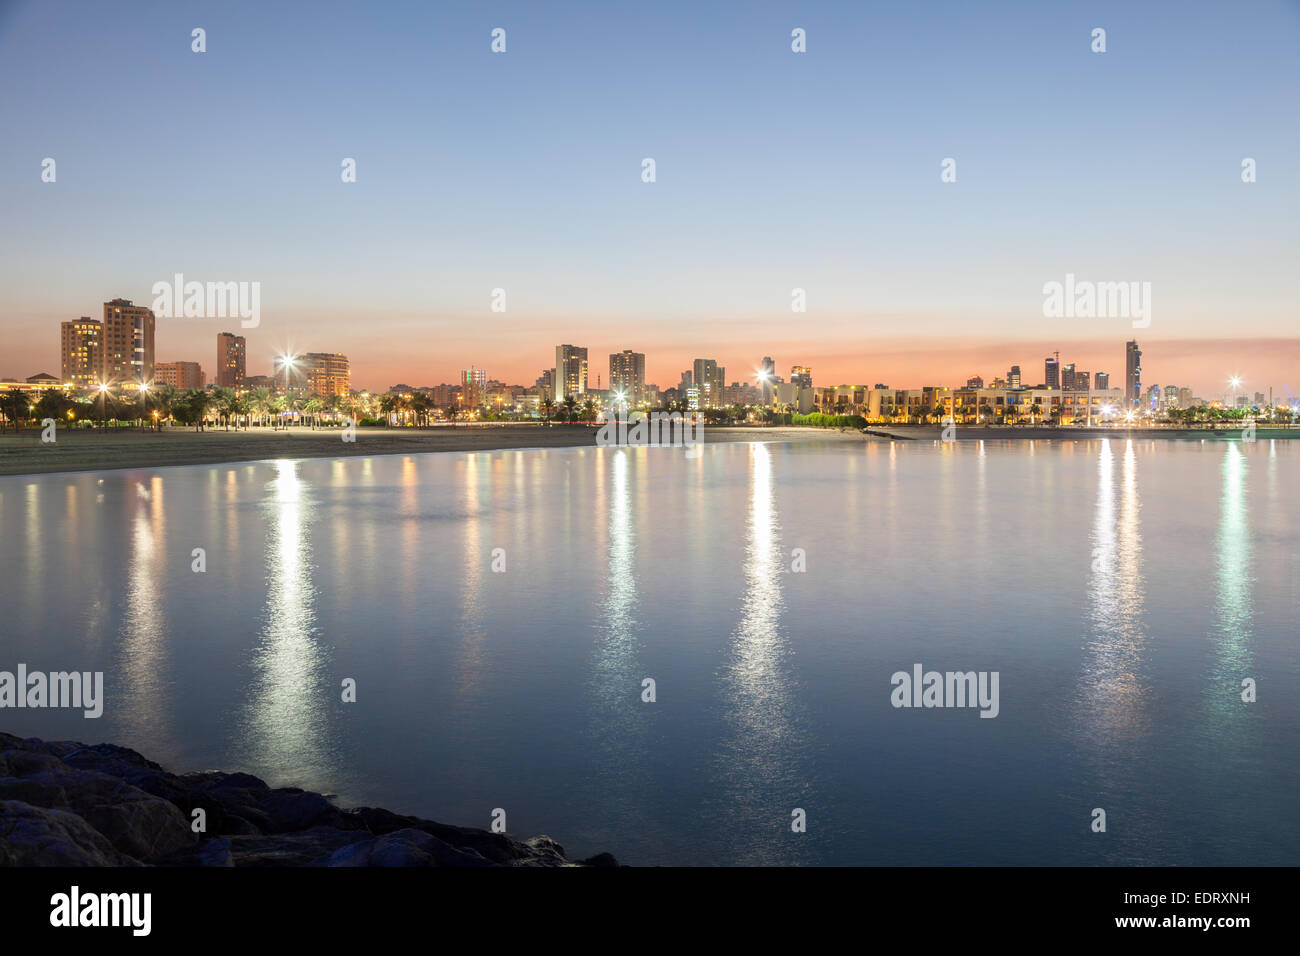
[278, 355, 297, 429]
[97, 383, 109, 429]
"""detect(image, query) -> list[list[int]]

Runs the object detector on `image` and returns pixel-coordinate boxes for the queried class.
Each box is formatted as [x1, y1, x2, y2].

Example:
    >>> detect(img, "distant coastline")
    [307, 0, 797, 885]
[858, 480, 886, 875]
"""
[0, 422, 1289, 478]
[866, 424, 1300, 442]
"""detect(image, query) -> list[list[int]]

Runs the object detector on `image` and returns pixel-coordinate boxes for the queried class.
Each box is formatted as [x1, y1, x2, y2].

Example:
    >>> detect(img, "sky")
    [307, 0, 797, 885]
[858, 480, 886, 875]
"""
[1, 0, 1297, 397]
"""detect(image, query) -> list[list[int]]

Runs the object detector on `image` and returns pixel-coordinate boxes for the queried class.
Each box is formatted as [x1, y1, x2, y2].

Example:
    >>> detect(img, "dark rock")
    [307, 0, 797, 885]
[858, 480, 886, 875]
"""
[0, 800, 139, 866]
[0, 735, 616, 867]
[318, 828, 493, 867]
[223, 827, 369, 867]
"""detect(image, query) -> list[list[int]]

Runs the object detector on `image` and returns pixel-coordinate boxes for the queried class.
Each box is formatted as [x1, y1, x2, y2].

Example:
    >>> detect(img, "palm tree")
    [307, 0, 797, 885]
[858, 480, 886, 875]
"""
[207, 387, 235, 430]
[581, 398, 596, 423]
[248, 387, 271, 427]
[562, 395, 577, 423]
[409, 392, 432, 427]
[379, 393, 399, 425]
[0, 389, 30, 432]
[541, 396, 554, 425]
[266, 393, 286, 429]
[324, 393, 342, 426]
[152, 384, 178, 427]
[176, 388, 212, 430]
[303, 398, 323, 429]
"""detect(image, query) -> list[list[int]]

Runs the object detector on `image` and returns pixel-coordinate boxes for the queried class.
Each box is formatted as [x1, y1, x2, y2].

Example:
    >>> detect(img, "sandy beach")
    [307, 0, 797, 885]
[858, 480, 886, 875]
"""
[0, 424, 870, 477]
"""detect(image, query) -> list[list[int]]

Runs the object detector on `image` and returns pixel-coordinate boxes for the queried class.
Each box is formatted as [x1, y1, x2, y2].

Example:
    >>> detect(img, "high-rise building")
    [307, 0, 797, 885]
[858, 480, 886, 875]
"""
[155, 361, 205, 390]
[216, 332, 246, 388]
[60, 318, 102, 386]
[759, 356, 776, 405]
[461, 367, 487, 408]
[790, 366, 813, 390]
[1061, 363, 1077, 390]
[1075, 370, 1091, 391]
[1125, 340, 1142, 407]
[1164, 384, 1180, 408]
[609, 350, 646, 405]
[277, 353, 350, 398]
[1008, 365, 1021, 388]
[693, 359, 725, 407]
[303, 352, 350, 398]
[1044, 356, 1060, 389]
[102, 298, 155, 385]
[1095, 372, 1109, 390]
[554, 345, 588, 401]
[966, 375, 984, 389]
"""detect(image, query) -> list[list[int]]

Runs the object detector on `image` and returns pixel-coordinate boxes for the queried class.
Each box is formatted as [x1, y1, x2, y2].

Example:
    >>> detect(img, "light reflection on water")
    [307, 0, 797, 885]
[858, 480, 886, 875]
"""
[1077, 440, 1149, 740]
[2, 440, 1297, 865]
[235, 460, 338, 791]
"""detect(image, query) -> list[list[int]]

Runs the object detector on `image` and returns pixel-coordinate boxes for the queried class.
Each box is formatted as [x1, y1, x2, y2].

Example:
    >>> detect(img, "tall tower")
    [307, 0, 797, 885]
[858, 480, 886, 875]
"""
[554, 345, 588, 401]
[61, 318, 103, 386]
[693, 359, 723, 408]
[759, 356, 776, 405]
[1044, 354, 1060, 389]
[216, 332, 247, 388]
[609, 350, 646, 405]
[461, 366, 487, 408]
[102, 298, 155, 384]
[1125, 340, 1142, 407]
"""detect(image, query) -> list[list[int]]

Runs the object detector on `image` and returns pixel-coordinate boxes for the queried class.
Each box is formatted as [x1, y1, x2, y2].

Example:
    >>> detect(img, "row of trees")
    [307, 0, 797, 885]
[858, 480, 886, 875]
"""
[0, 385, 366, 431]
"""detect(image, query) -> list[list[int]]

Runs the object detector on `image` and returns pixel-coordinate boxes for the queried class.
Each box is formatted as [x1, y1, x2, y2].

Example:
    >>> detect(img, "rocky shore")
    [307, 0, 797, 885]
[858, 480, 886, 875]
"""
[0, 734, 616, 867]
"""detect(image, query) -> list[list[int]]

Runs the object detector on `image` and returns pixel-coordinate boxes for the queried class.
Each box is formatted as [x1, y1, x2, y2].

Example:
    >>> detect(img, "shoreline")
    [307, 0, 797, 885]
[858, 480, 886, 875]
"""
[868, 424, 1300, 441]
[0, 422, 1291, 478]
[0, 424, 868, 478]
[0, 733, 616, 867]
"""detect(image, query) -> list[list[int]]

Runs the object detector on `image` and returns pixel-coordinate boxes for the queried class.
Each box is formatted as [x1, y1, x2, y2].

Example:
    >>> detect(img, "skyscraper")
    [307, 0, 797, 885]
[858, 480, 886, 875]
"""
[554, 345, 588, 401]
[102, 298, 155, 384]
[302, 353, 351, 398]
[1061, 363, 1076, 391]
[609, 350, 646, 405]
[1008, 365, 1021, 388]
[759, 356, 776, 405]
[1044, 356, 1060, 389]
[60, 317, 102, 386]
[1125, 340, 1142, 407]
[790, 366, 813, 390]
[1095, 372, 1109, 390]
[461, 366, 487, 408]
[693, 359, 725, 407]
[216, 332, 246, 388]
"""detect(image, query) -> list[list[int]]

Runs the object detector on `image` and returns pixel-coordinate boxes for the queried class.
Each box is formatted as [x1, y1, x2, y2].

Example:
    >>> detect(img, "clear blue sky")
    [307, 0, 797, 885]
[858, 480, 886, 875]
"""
[1, 0, 1296, 395]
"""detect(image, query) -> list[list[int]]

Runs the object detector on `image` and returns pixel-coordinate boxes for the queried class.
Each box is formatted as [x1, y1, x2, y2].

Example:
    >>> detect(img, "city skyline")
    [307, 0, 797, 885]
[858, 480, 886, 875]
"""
[7, 301, 1288, 418]
[6, 297, 1291, 407]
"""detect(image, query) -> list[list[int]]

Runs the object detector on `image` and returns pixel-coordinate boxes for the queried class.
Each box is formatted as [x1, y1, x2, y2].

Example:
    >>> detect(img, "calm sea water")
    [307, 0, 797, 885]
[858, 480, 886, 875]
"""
[2, 439, 1297, 865]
